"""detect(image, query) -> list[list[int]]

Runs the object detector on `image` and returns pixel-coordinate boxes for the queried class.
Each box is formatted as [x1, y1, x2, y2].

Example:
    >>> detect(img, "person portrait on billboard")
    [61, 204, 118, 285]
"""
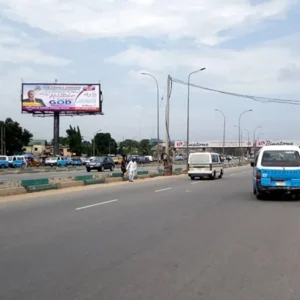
[22, 90, 46, 107]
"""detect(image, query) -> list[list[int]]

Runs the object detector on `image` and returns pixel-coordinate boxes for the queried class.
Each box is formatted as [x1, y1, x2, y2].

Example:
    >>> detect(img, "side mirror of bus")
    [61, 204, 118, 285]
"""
[250, 162, 254, 167]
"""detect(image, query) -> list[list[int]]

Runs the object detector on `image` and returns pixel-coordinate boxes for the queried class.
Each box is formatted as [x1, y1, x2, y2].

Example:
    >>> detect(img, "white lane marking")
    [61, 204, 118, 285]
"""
[230, 173, 236, 176]
[155, 187, 172, 193]
[75, 199, 118, 211]
[191, 181, 202, 185]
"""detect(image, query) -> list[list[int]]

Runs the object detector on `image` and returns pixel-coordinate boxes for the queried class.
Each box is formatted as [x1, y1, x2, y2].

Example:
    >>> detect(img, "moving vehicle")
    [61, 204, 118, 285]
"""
[86, 156, 115, 172]
[251, 145, 300, 199]
[0, 156, 9, 168]
[188, 152, 224, 180]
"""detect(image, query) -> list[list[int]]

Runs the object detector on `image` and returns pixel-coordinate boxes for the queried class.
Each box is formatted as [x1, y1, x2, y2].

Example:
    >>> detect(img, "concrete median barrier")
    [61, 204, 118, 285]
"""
[25, 184, 58, 193]
[111, 172, 123, 178]
[56, 181, 84, 189]
[0, 187, 26, 197]
[49, 176, 76, 184]
[84, 178, 106, 185]
[75, 175, 93, 181]
[21, 178, 49, 187]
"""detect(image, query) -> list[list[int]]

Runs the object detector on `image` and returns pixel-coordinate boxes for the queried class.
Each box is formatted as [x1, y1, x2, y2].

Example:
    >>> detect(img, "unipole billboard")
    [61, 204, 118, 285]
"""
[21, 83, 101, 113]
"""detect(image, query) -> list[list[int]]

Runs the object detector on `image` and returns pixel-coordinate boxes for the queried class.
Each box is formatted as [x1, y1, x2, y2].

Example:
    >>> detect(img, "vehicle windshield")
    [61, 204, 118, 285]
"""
[261, 150, 300, 167]
[48, 157, 57, 160]
[189, 153, 210, 164]
[17, 157, 24, 161]
[94, 157, 104, 162]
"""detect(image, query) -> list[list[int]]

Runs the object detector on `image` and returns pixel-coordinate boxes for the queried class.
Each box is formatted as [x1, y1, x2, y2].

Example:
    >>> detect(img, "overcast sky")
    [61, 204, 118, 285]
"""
[1, 0, 300, 142]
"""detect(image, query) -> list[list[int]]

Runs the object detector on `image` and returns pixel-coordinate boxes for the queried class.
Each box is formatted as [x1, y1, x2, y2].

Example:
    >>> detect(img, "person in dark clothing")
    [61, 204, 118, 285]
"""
[121, 155, 127, 177]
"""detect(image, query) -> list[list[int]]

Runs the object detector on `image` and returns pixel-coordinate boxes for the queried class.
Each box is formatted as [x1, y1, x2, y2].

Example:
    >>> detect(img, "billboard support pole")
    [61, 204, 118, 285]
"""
[53, 112, 60, 155]
[53, 79, 60, 156]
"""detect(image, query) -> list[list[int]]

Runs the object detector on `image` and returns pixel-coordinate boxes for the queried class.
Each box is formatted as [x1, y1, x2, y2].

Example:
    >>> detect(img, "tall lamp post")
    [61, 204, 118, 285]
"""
[243, 128, 250, 158]
[93, 129, 101, 156]
[238, 110, 252, 164]
[215, 109, 226, 158]
[253, 126, 262, 154]
[141, 72, 160, 171]
[186, 67, 206, 169]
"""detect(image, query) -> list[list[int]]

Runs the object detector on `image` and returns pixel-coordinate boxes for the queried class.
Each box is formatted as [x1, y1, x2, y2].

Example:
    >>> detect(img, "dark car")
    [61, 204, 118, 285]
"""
[86, 156, 115, 172]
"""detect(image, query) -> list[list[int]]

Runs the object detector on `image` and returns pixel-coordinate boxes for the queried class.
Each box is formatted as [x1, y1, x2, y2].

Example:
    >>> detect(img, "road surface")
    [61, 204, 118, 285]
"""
[2, 165, 297, 300]
[0, 164, 184, 182]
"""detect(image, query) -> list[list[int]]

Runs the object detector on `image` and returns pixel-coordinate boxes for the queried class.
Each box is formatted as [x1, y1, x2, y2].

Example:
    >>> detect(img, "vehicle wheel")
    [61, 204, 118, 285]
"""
[97, 167, 103, 172]
[86, 168, 91, 172]
[211, 171, 216, 180]
[218, 170, 223, 179]
[110, 165, 114, 171]
[253, 187, 257, 195]
[50, 164, 53, 167]
[256, 190, 265, 200]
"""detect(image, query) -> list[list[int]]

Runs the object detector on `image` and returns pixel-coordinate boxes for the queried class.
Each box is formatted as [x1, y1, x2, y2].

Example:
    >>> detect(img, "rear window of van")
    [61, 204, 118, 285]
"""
[261, 150, 300, 167]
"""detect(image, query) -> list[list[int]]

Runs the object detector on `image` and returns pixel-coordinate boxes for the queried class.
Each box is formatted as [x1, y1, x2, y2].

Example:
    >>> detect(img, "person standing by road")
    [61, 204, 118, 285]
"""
[126, 158, 137, 182]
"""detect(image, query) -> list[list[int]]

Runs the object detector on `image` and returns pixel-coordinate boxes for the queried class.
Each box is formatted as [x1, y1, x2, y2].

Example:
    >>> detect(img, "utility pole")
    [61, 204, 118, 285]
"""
[215, 109, 226, 158]
[165, 75, 171, 160]
[0, 126, 3, 155]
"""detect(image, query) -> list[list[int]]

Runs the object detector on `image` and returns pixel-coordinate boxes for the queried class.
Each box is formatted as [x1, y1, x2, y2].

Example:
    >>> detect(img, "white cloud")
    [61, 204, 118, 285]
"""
[106, 34, 300, 96]
[0, 21, 71, 66]
[0, 0, 295, 45]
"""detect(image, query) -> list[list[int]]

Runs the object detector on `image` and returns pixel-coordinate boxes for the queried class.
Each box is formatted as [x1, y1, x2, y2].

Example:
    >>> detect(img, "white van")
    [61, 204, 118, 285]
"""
[188, 152, 224, 180]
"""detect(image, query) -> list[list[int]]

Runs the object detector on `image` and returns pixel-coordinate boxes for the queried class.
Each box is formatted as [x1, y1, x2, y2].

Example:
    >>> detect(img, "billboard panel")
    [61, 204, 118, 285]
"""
[21, 83, 101, 113]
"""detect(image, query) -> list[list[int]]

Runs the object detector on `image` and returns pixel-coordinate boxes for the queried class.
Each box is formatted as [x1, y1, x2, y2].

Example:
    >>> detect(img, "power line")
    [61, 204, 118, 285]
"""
[171, 77, 300, 105]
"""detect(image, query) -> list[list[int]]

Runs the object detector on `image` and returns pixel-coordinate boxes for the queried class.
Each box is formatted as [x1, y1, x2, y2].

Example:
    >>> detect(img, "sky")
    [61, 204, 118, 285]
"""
[1, 0, 300, 143]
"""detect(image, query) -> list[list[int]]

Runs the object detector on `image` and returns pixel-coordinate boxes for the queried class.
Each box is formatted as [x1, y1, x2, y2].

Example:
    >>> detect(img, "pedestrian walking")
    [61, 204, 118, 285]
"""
[121, 155, 127, 177]
[126, 158, 137, 182]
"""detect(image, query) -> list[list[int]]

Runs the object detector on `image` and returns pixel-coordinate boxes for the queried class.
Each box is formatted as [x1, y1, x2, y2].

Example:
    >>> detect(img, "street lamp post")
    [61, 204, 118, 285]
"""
[243, 129, 250, 158]
[93, 129, 101, 156]
[215, 109, 226, 158]
[186, 67, 206, 169]
[253, 126, 262, 155]
[141, 72, 160, 171]
[238, 110, 252, 164]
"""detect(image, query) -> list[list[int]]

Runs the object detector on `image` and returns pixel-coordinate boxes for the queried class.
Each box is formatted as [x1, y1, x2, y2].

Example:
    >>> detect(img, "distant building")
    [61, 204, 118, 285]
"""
[23, 139, 72, 156]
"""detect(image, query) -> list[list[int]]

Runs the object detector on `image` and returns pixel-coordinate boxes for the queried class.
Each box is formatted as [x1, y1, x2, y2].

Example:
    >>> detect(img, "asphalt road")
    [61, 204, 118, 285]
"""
[0, 164, 184, 182]
[3, 165, 298, 299]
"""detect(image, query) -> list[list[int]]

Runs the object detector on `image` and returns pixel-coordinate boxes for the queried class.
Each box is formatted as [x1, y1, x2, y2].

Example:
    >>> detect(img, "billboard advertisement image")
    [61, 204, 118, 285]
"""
[21, 83, 101, 113]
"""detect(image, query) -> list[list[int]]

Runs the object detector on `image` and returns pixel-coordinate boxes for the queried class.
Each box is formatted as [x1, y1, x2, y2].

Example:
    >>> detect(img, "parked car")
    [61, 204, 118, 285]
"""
[86, 156, 115, 172]
[112, 156, 122, 164]
[71, 158, 83, 166]
[0, 156, 10, 168]
[9, 156, 26, 168]
[45, 156, 69, 167]
[27, 158, 41, 167]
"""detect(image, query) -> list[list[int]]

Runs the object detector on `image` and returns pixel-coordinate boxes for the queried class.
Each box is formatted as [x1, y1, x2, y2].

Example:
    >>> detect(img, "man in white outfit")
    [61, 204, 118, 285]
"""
[126, 158, 137, 182]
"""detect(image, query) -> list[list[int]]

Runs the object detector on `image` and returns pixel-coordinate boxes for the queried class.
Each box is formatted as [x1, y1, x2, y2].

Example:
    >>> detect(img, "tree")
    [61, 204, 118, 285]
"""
[119, 139, 139, 155]
[0, 118, 33, 155]
[66, 125, 82, 155]
[138, 139, 151, 155]
[94, 132, 117, 155]
[82, 140, 92, 156]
